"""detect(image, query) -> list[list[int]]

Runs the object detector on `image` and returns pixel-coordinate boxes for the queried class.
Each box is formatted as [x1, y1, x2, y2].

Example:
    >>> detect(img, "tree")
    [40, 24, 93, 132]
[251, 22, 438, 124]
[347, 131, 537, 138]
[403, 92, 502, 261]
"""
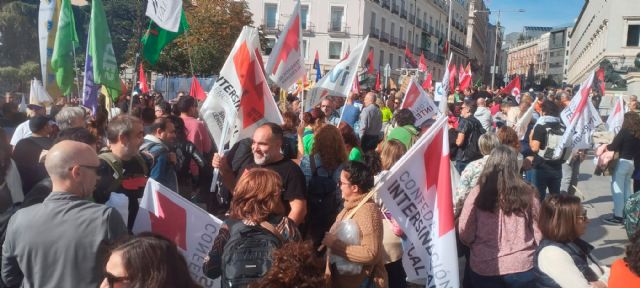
[151, 0, 254, 75]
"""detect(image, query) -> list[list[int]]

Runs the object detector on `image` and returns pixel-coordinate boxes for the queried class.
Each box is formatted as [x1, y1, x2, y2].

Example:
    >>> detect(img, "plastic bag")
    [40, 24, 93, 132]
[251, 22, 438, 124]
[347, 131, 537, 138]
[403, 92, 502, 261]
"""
[329, 219, 363, 275]
[105, 192, 129, 222]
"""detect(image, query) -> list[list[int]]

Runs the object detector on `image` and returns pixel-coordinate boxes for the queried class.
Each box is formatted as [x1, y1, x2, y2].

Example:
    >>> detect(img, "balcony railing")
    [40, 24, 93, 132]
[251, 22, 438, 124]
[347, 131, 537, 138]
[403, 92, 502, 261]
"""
[381, 31, 390, 42]
[328, 22, 350, 36]
[302, 22, 315, 35]
[263, 22, 279, 34]
[390, 35, 398, 46]
[409, 13, 415, 23]
[381, 0, 390, 9]
[400, 10, 407, 19]
[391, 3, 399, 14]
[370, 27, 380, 39]
[417, 19, 423, 29]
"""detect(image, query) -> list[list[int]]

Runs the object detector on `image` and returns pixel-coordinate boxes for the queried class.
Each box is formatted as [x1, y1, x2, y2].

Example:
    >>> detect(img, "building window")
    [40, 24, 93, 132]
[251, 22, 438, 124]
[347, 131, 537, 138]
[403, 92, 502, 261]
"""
[301, 5, 309, 30]
[302, 40, 308, 59]
[381, 17, 386, 33]
[627, 24, 640, 46]
[400, 26, 404, 42]
[391, 22, 395, 37]
[265, 38, 276, 55]
[379, 50, 385, 67]
[330, 6, 344, 32]
[328, 41, 342, 59]
[389, 53, 394, 68]
[398, 56, 402, 68]
[371, 11, 376, 29]
[264, 4, 278, 29]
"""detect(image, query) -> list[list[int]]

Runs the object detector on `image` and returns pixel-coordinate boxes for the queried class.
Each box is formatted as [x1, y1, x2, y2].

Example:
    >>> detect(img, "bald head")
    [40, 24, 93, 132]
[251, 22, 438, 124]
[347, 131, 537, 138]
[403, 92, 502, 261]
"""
[45, 140, 98, 179]
[477, 98, 486, 107]
[364, 92, 377, 106]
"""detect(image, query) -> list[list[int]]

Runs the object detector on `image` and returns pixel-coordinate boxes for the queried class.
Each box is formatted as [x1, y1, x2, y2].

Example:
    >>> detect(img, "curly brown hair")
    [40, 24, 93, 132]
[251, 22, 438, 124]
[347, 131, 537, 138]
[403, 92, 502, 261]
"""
[622, 112, 640, 138]
[624, 230, 640, 276]
[312, 125, 348, 171]
[229, 168, 284, 223]
[338, 121, 360, 149]
[249, 241, 326, 288]
[497, 126, 521, 151]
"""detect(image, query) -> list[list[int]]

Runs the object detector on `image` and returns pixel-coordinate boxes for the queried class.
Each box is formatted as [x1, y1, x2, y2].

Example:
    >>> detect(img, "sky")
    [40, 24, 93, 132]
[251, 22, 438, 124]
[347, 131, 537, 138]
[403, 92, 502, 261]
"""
[484, 0, 585, 34]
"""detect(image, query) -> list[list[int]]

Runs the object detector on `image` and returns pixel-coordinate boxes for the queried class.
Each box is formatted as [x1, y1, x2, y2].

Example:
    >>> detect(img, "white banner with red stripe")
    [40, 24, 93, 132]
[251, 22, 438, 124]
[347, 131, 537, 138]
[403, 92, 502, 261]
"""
[265, 0, 305, 89]
[400, 77, 439, 127]
[607, 94, 625, 133]
[376, 115, 459, 286]
[133, 178, 223, 288]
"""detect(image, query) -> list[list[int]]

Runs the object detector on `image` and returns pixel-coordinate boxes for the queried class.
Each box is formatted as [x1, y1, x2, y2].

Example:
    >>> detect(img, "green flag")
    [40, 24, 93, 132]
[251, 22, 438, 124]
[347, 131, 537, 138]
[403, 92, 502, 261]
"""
[50, 0, 79, 96]
[141, 12, 189, 65]
[89, 0, 120, 91]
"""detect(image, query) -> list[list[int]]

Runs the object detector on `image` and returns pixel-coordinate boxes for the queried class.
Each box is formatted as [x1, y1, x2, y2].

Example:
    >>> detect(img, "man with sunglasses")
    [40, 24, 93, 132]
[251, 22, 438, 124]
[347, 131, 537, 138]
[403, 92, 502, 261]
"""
[2, 141, 127, 288]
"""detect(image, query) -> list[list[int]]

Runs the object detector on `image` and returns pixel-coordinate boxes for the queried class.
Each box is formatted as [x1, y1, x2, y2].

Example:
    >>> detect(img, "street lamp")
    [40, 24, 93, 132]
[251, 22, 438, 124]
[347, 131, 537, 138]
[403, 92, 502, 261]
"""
[474, 9, 525, 90]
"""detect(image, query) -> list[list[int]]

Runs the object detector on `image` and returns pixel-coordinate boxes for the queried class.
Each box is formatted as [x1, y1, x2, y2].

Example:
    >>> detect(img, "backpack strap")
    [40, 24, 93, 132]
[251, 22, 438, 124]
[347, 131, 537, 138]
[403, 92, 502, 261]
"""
[98, 152, 124, 179]
[260, 221, 284, 243]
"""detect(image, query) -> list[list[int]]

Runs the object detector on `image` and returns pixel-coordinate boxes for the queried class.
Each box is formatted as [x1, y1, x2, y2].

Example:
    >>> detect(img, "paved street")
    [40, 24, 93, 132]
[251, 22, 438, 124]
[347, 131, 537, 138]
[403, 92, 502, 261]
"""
[579, 154, 629, 265]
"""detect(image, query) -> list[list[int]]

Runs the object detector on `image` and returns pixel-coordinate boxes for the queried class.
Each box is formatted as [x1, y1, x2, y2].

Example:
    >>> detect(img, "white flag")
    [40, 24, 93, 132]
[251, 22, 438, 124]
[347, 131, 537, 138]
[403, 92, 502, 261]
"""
[306, 36, 369, 110]
[201, 26, 283, 148]
[513, 99, 538, 140]
[556, 71, 602, 158]
[133, 178, 223, 288]
[400, 78, 439, 127]
[436, 54, 453, 113]
[38, 0, 56, 84]
[145, 0, 183, 32]
[29, 79, 53, 105]
[376, 115, 459, 286]
[265, 0, 305, 89]
[607, 94, 626, 133]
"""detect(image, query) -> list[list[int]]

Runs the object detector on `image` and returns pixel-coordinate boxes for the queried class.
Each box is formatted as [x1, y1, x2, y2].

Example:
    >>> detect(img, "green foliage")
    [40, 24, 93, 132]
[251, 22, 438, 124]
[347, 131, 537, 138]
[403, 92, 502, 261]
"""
[0, 0, 38, 68]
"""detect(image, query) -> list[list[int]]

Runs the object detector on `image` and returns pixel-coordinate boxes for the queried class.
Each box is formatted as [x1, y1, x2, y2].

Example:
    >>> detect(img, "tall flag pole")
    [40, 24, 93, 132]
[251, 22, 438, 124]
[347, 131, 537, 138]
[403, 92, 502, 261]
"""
[265, 0, 305, 90]
[89, 0, 121, 98]
[82, 36, 98, 113]
[50, 0, 79, 97]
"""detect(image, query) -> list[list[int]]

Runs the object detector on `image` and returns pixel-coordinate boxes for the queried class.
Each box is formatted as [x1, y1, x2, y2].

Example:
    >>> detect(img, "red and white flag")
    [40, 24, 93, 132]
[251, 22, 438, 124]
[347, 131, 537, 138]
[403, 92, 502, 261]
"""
[138, 63, 149, 94]
[448, 63, 457, 93]
[401, 77, 439, 127]
[434, 53, 453, 109]
[557, 71, 602, 158]
[374, 70, 381, 91]
[418, 52, 427, 72]
[501, 75, 521, 99]
[458, 63, 472, 91]
[306, 36, 369, 109]
[200, 26, 283, 148]
[458, 64, 464, 81]
[376, 115, 459, 285]
[189, 76, 206, 101]
[265, 0, 305, 90]
[421, 72, 432, 91]
[133, 178, 223, 288]
[607, 94, 626, 133]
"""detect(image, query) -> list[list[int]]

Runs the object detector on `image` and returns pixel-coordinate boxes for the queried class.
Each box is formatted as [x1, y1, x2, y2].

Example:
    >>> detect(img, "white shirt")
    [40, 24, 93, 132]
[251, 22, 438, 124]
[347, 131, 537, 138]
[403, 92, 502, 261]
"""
[9, 120, 31, 146]
[537, 245, 609, 288]
[474, 106, 492, 132]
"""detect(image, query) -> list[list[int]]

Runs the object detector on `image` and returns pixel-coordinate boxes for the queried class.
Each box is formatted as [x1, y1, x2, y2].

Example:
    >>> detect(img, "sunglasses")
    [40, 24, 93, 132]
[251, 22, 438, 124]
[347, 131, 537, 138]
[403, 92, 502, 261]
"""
[104, 272, 129, 288]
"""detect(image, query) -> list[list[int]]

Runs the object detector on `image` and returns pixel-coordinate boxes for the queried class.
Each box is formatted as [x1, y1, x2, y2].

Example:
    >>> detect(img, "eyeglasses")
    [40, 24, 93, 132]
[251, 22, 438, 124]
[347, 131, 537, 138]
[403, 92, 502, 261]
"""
[78, 164, 100, 173]
[578, 209, 588, 221]
[104, 272, 129, 288]
[337, 180, 352, 187]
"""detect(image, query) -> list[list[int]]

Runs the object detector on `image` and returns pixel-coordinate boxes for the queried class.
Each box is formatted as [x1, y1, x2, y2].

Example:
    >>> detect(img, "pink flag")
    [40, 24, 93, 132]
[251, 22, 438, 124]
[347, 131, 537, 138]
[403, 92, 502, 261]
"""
[133, 178, 223, 288]
[376, 116, 459, 284]
[418, 52, 427, 72]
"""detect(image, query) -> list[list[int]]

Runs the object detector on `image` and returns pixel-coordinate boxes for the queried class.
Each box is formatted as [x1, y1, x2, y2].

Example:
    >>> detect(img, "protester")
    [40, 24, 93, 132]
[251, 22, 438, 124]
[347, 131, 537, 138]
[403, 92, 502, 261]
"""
[213, 123, 307, 225]
[496, 126, 524, 169]
[603, 112, 640, 225]
[359, 92, 383, 152]
[385, 108, 419, 150]
[300, 124, 347, 184]
[0, 129, 22, 212]
[341, 92, 363, 131]
[458, 145, 541, 287]
[298, 108, 326, 156]
[529, 100, 566, 199]
[249, 241, 326, 288]
[177, 96, 213, 179]
[203, 168, 301, 284]
[12, 115, 53, 193]
[141, 117, 178, 191]
[377, 97, 393, 132]
[322, 161, 386, 288]
[94, 114, 148, 229]
[281, 111, 300, 160]
[608, 231, 640, 287]
[165, 115, 206, 199]
[100, 233, 200, 288]
[9, 104, 45, 146]
[55, 106, 86, 130]
[475, 98, 493, 132]
[1, 141, 128, 288]
[338, 121, 364, 162]
[535, 194, 608, 287]
[321, 98, 340, 126]
[455, 99, 486, 173]
[454, 133, 500, 216]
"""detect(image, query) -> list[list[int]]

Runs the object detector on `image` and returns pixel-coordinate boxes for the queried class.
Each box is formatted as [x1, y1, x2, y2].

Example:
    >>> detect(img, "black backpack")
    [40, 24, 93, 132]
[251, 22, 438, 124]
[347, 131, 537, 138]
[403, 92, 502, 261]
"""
[305, 155, 339, 248]
[221, 217, 283, 287]
[463, 118, 486, 161]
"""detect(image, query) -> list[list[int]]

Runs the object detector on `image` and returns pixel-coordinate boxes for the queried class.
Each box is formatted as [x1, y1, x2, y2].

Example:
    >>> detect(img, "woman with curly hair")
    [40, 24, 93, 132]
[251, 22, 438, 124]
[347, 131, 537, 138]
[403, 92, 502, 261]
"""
[458, 145, 541, 287]
[603, 112, 640, 225]
[203, 168, 301, 284]
[338, 121, 364, 162]
[609, 231, 640, 287]
[100, 233, 201, 288]
[534, 194, 608, 288]
[250, 241, 326, 288]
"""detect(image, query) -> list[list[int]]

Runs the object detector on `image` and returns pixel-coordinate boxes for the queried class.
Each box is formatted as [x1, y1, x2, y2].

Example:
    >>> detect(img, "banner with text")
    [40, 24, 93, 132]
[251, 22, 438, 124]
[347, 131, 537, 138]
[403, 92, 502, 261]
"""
[401, 78, 439, 127]
[133, 178, 223, 288]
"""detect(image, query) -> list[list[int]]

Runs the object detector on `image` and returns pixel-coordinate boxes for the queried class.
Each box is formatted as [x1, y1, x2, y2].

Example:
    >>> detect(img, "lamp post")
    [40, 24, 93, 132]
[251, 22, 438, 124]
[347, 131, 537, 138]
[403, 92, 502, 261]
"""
[473, 8, 525, 90]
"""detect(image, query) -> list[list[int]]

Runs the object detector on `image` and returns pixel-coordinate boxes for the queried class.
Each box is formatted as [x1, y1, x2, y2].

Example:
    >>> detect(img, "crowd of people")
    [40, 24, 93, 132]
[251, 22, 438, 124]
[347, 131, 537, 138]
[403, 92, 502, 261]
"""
[0, 83, 639, 288]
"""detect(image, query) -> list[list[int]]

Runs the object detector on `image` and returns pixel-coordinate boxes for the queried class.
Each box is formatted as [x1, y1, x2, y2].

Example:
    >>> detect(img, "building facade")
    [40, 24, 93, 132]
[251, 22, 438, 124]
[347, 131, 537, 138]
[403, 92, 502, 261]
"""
[566, 0, 640, 84]
[484, 23, 503, 87]
[245, 0, 487, 84]
[547, 27, 572, 85]
[507, 38, 538, 77]
[465, 0, 489, 81]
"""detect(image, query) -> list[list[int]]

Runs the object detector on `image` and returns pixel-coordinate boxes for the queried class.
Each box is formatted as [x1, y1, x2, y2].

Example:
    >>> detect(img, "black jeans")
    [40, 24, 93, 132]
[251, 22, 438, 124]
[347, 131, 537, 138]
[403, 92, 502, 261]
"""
[361, 134, 380, 152]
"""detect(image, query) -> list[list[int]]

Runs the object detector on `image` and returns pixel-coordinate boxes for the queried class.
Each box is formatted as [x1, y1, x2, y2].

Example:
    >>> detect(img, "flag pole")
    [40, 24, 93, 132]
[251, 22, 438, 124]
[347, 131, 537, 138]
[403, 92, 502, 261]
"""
[71, 43, 81, 100]
[128, 0, 145, 114]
